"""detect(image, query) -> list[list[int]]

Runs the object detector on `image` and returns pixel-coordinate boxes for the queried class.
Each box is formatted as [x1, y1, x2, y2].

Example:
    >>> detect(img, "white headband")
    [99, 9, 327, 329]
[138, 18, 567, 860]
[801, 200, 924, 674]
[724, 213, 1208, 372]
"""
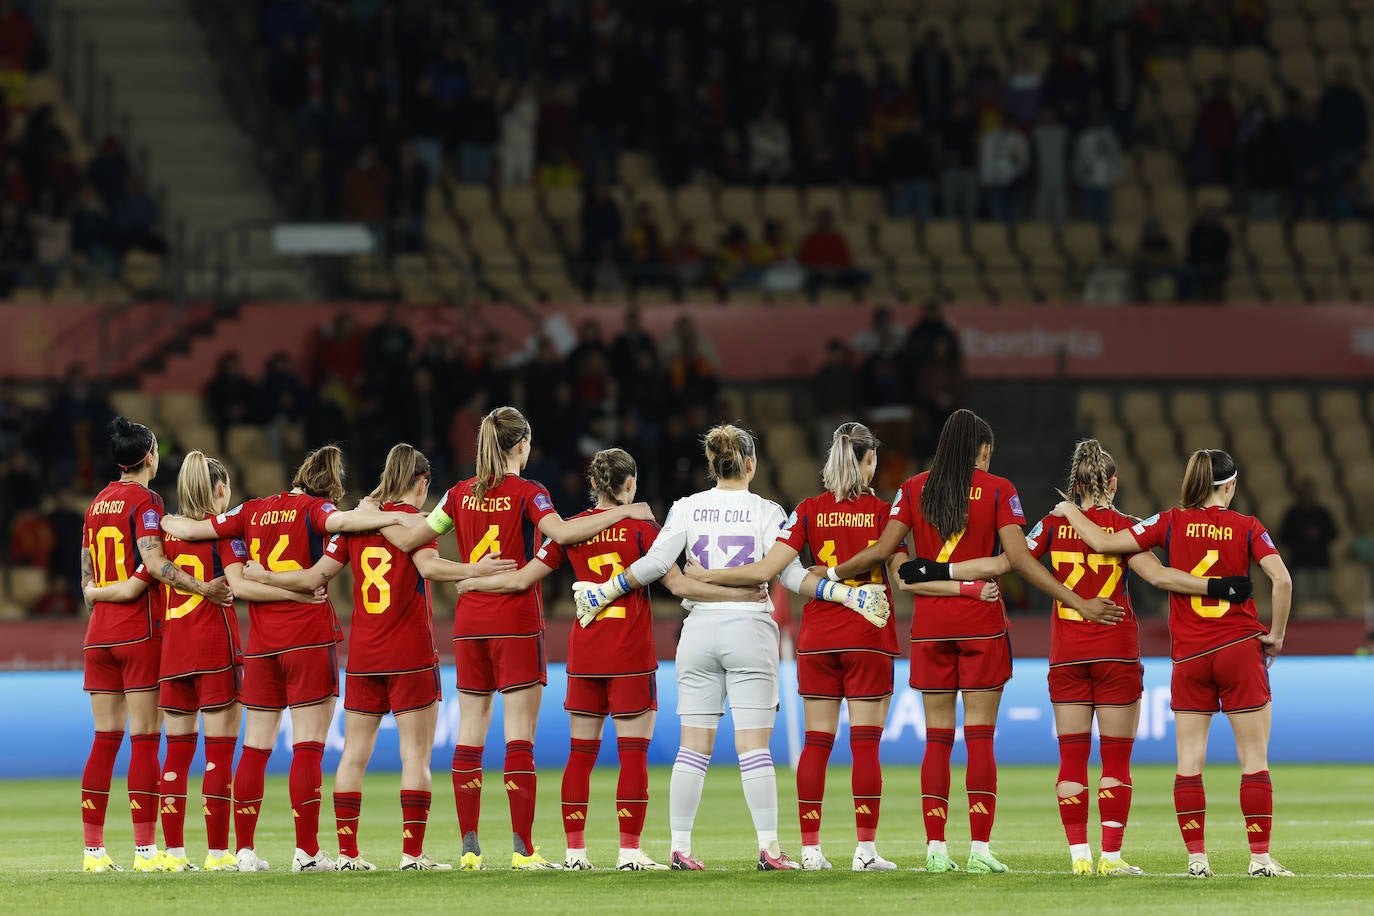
[1213, 472, 1237, 486]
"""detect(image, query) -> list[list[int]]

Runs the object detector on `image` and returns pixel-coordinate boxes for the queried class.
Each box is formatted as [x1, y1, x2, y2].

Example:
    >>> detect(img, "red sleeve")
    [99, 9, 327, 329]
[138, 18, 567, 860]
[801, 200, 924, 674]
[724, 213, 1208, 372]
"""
[1251, 518, 1280, 563]
[324, 534, 349, 564]
[889, 480, 915, 530]
[526, 482, 558, 526]
[533, 536, 564, 571]
[133, 564, 153, 583]
[777, 501, 809, 553]
[1025, 515, 1053, 560]
[216, 538, 249, 569]
[210, 504, 246, 538]
[996, 483, 1026, 529]
[1128, 509, 1172, 551]
[134, 493, 163, 540]
[309, 499, 340, 536]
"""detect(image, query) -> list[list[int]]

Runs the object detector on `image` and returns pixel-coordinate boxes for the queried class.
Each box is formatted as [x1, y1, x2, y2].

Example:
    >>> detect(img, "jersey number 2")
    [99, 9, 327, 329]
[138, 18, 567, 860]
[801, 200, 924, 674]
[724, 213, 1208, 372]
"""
[587, 553, 627, 620]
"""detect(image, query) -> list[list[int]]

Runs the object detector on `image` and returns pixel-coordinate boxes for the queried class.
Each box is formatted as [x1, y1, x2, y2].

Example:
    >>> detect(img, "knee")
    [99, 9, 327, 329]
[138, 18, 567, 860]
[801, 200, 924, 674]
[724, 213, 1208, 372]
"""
[1099, 776, 1124, 789]
[1056, 780, 1086, 797]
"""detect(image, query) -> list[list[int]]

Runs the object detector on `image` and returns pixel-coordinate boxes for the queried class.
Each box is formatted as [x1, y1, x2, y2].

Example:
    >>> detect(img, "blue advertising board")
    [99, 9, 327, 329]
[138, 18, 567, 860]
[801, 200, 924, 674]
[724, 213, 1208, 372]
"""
[1, 658, 1370, 778]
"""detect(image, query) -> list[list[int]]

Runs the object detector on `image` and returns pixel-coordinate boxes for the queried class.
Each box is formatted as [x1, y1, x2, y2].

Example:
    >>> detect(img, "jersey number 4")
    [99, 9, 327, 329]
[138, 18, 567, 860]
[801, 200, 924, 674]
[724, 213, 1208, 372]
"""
[817, 539, 882, 585]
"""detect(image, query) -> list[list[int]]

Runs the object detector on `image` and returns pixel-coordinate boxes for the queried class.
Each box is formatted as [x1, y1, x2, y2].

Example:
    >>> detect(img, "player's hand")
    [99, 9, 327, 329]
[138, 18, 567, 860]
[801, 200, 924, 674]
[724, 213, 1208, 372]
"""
[357, 496, 380, 511]
[807, 564, 828, 580]
[573, 580, 618, 621]
[720, 583, 767, 603]
[471, 553, 516, 577]
[898, 556, 950, 583]
[683, 555, 710, 581]
[624, 502, 656, 522]
[293, 587, 327, 605]
[242, 560, 269, 583]
[843, 584, 891, 627]
[1049, 500, 1074, 518]
[1207, 575, 1252, 602]
[205, 576, 234, 606]
[81, 582, 97, 608]
[1260, 632, 1284, 666]
[575, 598, 601, 628]
[1076, 597, 1124, 625]
[978, 580, 1000, 603]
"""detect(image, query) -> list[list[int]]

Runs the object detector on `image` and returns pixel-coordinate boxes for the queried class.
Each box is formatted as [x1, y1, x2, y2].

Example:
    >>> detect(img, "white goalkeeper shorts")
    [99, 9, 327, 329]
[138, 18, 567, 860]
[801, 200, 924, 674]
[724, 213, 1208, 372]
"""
[675, 611, 780, 730]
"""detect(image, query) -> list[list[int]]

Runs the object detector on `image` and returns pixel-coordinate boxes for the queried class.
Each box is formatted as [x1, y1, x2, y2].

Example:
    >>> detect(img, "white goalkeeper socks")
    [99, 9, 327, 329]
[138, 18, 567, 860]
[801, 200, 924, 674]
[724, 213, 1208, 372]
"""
[670, 748, 710, 854]
[738, 748, 779, 849]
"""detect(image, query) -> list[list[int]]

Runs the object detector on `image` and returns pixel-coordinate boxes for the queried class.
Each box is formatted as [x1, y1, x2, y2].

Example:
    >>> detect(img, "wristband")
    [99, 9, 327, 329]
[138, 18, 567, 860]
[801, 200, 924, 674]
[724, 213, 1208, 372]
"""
[613, 573, 630, 595]
[959, 580, 983, 599]
[814, 578, 837, 601]
[827, 566, 841, 582]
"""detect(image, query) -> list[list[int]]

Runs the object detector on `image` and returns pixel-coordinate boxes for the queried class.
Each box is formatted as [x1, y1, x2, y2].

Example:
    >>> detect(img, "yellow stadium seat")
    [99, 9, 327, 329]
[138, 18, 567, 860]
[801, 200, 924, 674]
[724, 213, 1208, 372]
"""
[1317, 389, 1363, 428]
[1060, 223, 1103, 267]
[1331, 563, 1366, 617]
[923, 221, 973, 267]
[762, 187, 801, 223]
[1268, 13, 1311, 51]
[1077, 390, 1115, 429]
[244, 460, 288, 498]
[1331, 426, 1374, 463]
[1230, 425, 1278, 462]
[225, 425, 269, 466]
[1168, 389, 1214, 426]
[8, 567, 48, 606]
[1268, 388, 1314, 424]
[159, 391, 206, 429]
[750, 389, 792, 423]
[1313, 15, 1358, 51]
[804, 187, 845, 220]
[542, 187, 580, 224]
[111, 391, 156, 425]
[1120, 390, 1167, 427]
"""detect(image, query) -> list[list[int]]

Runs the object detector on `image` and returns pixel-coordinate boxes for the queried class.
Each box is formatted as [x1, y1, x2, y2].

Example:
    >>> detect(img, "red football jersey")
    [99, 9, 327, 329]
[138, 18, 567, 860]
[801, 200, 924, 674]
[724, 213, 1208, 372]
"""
[83, 480, 164, 648]
[890, 467, 1026, 641]
[778, 491, 902, 656]
[534, 509, 658, 678]
[1026, 507, 1140, 666]
[1129, 506, 1279, 661]
[328, 502, 440, 675]
[159, 534, 245, 678]
[429, 475, 557, 639]
[211, 492, 341, 656]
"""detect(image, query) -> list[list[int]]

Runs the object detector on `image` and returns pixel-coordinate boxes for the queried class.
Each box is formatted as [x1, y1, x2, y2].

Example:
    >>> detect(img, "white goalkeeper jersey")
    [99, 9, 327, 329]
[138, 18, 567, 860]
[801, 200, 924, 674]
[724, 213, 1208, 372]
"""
[635, 487, 787, 614]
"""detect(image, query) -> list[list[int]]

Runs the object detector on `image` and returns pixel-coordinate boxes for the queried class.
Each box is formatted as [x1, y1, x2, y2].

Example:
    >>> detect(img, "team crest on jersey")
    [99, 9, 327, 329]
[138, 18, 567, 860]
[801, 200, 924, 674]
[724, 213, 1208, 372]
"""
[1132, 513, 1160, 535]
[534, 492, 553, 512]
[230, 539, 248, 559]
[142, 509, 160, 529]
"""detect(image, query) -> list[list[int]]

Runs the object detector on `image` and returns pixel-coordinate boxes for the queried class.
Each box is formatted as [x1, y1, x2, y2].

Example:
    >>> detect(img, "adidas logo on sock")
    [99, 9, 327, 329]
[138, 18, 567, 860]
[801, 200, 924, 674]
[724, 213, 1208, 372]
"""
[161, 802, 178, 815]
[969, 803, 990, 815]
[1059, 796, 1082, 806]
[854, 804, 872, 815]
[236, 805, 258, 816]
[81, 799, 96, 810]
[926, 806, 947, 819]
[617, 808, 633, 819]
[129, 799, 142, 811]
[459, 779, 482, 790]
[1181, 819, 1202, 831]
[403, 829, 413, 839]
[1099, 789, 1115, 799]
[338, 826, 354, 835]
[504, 780, 519, 791]
[1247, 823, 1264, 833]
[564, 811, 585, 821]
[802, 810, 821, 821]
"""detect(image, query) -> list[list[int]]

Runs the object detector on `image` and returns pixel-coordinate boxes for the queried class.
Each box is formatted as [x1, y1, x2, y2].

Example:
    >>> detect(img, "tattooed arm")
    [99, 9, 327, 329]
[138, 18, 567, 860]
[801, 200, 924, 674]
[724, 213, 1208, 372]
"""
[137, 535, 234, 605]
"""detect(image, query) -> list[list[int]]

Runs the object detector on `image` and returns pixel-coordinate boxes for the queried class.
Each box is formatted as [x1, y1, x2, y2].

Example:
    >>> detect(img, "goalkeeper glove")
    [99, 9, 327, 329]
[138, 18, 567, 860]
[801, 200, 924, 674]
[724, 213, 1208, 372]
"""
[898, 557, 952, 584]
[1206, 575, 1252, 602]
[572, 574, 630, 624]
[815, 578, 890, 627]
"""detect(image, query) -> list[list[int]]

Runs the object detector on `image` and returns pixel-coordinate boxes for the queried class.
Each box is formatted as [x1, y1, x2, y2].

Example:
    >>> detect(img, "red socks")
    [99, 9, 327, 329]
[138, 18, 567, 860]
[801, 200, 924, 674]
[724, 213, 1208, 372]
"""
[128, 733, 161, 847]
[400, 790, 431, 857]
[290, 741, 325, 856]
[82, 730, 124, 847]
[1174, 773, 1207, 854]
[561, 738, 600, 848]
[159, 733, 198, 850]
[451, 744, 484, 843]
[203, 736, 236, 852]
[333, 791, 362, 857]
[504, 740, 537, 855]
[234, 745, 272, 851]
[616, 737, 650, 848]
[964, 724, 997, 843]
[796, 731, 834, 845]
[850, 725, 883, 843]
[1056, 732, 1091, 846]
[1240, 771, 1273, 855]
[921, 727, 955, 842]
[1098, 736, 1135, 854]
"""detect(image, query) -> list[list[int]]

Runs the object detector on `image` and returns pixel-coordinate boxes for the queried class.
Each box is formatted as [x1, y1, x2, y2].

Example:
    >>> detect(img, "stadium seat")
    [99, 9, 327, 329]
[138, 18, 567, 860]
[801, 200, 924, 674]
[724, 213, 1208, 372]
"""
[1331, 425, 1374, 464]
[159, 391, 206, 430]
[922, 221, 972, 267]
[1330, 562, 1366, 617]
[1076, 390, 1114, 430]
[244, 459, 288, 497]
[1119, 390, 1166, 428]
[846, 188, 884, 221]
[542, 187, 581, 224]
[110, 390, 156, 425]
[1230, 424, 1279, 465]
[1177, 421, 1228, 454]
[1168, 389, 1214, 426]
[8, 568, 48, 607]
[225, 425, 269, 466]
[750, 389, 792, 423]
[1268, 388, 1314, 425]
[1059, 223, 1103, 268]
[1269, 13, 1311, 51]
[761, 187, 801, 224]
[804, 187, 845, 220]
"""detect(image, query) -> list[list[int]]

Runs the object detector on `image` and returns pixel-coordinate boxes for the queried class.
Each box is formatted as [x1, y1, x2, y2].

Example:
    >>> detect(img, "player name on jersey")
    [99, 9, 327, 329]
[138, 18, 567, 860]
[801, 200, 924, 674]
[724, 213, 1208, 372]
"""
[815, 511, 878, 528]
[460, 494, 514, 512]
[1185, 523, 1233, 539]
[88, 499, 128, 516]
[690, 507, 755, 523]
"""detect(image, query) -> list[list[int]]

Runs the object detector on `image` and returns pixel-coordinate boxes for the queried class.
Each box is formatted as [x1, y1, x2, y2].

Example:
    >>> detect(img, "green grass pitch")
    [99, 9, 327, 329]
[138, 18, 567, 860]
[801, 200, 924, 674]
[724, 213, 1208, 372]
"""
[3, 763, 1369, 914]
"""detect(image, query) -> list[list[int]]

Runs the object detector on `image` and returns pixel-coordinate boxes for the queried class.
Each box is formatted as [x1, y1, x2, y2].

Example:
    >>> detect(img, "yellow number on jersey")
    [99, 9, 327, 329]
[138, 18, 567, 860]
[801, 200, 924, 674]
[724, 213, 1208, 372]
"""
[586, 552, 628, 620]
[91, 526, 129, 586]
[468, 524, 501, 563]
[358, 546, 393, 615]
[1189, 549, 1230, 618]
[817, 539, 882, 585]
[936, 529, 966, 563]
[1050, 551, 1124, 621]
[164, 554, 207, 620]
[249, 535, 303, 571]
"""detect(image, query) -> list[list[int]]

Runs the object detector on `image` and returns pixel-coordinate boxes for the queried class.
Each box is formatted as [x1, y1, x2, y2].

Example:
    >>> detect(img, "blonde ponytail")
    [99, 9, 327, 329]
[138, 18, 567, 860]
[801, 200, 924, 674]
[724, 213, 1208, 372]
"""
[371, 443, 431, 504]
[178, 450, 230, 520]
[1067, 438, 1117, 508]
[821, 422, 879, 501]
[474, 406, 531, 499]
[703, 424, 755, 482]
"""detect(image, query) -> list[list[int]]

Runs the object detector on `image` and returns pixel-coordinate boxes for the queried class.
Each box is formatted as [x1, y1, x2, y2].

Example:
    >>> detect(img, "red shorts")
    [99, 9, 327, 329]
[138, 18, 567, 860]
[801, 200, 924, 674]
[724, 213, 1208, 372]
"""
[454, 636, 546, 695]
[84, 639, 161, 693]
[1171, 638, 1271, 714]
[240, 646, 339, 710]
[159, 667, 242, 713]
[909, 635, 1013, 693]
[565, 673, 657, 717]
[345, 668, 442, 716]
[1047, 660, 1143, 707]
[798, 651, 895, 700]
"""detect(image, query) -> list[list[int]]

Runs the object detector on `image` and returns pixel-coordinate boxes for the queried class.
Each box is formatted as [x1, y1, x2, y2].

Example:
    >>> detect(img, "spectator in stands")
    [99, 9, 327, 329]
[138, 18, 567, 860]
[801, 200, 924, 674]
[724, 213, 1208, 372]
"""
[869, 62, 916, 159]
[710, 223, 755, 300]
[1003, 48, 1044, 129]
[624, 202, 665, 295]
[747, 104, 792, 185]
[111, 174, 166, 254]
[659, 315, 719, 413]
[798, 208, 868, 301]
[1072, 106, 1125, 228]
[1135, 215, 1178, 302]
[389, 143, 429, 251]
[979, 113, 1030, 225]
[365, 304, 414, 387]
[1331, 166, 1373, 221]
[86, 137, 129, 207]
[1318, 65, 1368, 177]
[1186, 205, 1231, 302]
[849, 305, 905, 360]
[1081, 238, 1133, 305]
[0, 199, 31, 295]
[205, 353, 257, 447]
[499, 81, 537, 186]
[830, 50, 869, 181]
[666, 221, 705, 297]
[885, 115, 937, 224]
[610, 307, 657, 388]
[1032, 106, 1070, 228]
[914, 332, 966, 443]
[31, 575, 79, 618]
[909, 27, 954, 128]
[1189, 76, 1239, 186]
[811, 338, 859, 450]
[905, 299, 961, 367]
[340, 144, 389, 223]
[458, 79, 499, 185]
[312, 310, 366, 391]
[1237, 94, 1286, 220]
[1096, 26, 1143, 143]
[578, 55, 623, 184]
[0, 0, 39, 74]
[10, 506, 55, 569]
[752, 219, 805, 296]
[28, 190, 70, 292]
[1279, 89, 1327, 219]
[258, 351, 309, 458]
[967, 45, 1004, 117]
[939, 96, 980, 224]
[536, 147, 583, 189]
[1279, 477, 1340, 614]
[794, 110, 839, 187]
[0, 448, 41, 522]
[407, 76, 444, 182]
[1042, 40, 1092, 130]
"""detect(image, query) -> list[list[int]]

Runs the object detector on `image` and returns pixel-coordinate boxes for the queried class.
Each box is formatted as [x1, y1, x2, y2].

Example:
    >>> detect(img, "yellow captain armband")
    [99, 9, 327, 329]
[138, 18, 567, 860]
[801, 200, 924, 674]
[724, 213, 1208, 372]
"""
[427, 505, 454, 535]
